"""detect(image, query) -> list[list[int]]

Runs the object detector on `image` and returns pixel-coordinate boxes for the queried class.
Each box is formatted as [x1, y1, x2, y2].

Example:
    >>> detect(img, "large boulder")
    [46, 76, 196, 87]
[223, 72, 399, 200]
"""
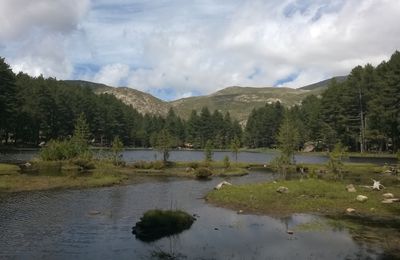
[356, 195, 368, 202]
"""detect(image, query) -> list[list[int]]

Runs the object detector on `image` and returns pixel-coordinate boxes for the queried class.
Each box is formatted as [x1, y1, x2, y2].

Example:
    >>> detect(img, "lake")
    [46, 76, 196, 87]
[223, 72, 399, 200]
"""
[0, 170, 395, 259]
[0, 149, 397, 165]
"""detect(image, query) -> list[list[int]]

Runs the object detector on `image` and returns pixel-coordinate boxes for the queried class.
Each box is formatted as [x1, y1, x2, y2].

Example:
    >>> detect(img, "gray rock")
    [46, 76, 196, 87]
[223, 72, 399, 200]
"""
[214, 181, 232, 190]
[381, 198, 400, 204]
[346, 184, 356, 192]
[382, 193, 394, 199]
[356, 195, 368, 202]
[276, 186, 289, 193]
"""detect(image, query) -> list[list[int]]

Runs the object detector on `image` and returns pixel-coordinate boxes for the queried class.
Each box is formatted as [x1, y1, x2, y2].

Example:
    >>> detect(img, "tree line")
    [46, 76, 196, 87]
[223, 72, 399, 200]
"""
[0, 58, 242, 149]
[1, 51, 399, 152]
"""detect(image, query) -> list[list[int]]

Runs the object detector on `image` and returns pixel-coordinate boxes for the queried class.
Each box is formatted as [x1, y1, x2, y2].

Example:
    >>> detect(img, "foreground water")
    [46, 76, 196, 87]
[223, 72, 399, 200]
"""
[0, 171, 390, 259]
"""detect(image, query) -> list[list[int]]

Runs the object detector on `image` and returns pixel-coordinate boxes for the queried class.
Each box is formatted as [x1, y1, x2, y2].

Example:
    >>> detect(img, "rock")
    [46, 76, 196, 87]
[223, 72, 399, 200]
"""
[287, 230, 294, 235]
[185, 167, 194, 173]
[38, 141, 46, 147]
[356, 195, 368, 202]
[346, 184, 356, 193]
[24, 162, 32, 168]
[88, 210, 101, 215]
[346, 208, 356, 214]
[383, 193, 394, 199]
[381, 198, 400, 204]
[276, 186, 289, 193]
[237, 210, 243, 214]
[214, 181, 232, 190]
[383, 169, 393, 175]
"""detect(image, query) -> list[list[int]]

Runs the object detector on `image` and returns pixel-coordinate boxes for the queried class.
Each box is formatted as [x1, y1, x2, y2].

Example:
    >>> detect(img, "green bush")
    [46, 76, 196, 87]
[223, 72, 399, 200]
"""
[133, 160, 165, 169]
[194, 167, 213, 179]
[39, 139, 93, 162]
[188, 162, 199, 169]
[223, 155, 230, 169]
[71, 157, 95, 170]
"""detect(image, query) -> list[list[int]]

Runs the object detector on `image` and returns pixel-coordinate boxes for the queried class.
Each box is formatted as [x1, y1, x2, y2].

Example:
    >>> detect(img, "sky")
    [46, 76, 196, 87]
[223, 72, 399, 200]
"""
[1, 0, 400, 101]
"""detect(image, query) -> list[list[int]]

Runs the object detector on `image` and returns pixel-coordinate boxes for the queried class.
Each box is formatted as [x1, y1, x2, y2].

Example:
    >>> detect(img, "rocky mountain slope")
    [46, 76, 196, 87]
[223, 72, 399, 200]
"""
[64, 80, 171, 116]
[64, 76, 345, 122]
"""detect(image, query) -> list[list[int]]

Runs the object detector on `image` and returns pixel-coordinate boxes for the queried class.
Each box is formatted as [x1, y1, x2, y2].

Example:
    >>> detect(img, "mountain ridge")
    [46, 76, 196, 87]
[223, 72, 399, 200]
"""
[63, 76, 345, 122]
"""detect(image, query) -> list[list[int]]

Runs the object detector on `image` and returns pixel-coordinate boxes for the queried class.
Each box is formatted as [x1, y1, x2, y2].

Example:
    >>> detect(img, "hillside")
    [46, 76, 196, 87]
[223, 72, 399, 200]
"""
[64, 76, 344, 122]
[64, 80, 171, 116]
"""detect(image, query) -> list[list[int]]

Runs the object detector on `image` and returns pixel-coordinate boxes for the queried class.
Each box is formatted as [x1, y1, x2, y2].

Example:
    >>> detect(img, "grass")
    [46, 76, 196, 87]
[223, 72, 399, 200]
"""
[0, 163, 20, 175]
[0, 160, 128, 193]
[0, 171, 126, 192]
[206, 178, 400, 217]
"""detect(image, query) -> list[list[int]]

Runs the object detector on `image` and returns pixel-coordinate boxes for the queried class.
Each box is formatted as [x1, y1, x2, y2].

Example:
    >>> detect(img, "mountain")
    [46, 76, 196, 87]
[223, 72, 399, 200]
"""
[299, 76, 347, 91]
[64, 76, 345, 122]
[170, 86, 311, 122]
[64, 80, 171, 116]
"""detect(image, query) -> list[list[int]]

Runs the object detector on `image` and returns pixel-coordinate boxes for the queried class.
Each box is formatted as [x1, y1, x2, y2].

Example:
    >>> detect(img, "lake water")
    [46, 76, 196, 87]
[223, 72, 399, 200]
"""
[0, 171, 393, 259]
[0, 149, 397, 165]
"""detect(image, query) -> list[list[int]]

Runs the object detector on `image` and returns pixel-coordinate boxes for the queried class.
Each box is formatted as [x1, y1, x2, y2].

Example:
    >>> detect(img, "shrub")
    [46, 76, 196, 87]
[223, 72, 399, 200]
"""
[223, 155, 230, 169]
[188, 162, 199, 169]
[194, 167, 213, 179]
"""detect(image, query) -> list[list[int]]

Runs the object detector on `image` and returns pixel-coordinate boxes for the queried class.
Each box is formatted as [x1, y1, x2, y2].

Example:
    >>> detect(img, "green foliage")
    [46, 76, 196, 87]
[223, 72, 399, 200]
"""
[230, 136, 241, 162]
[194, 167, 213, 179]
[245, 102, 283, 148]
[188, 161, 199, 169]
[204, 140, 213, 163]
[151, 129, 176, 163]
[277, 112, 300, 163]
[39, 115, 92, 161]
[327, 143, 348, 179]
[223, 155, 230, 169]
[111, 136, 124, 166]
[132, 160, 165, 170]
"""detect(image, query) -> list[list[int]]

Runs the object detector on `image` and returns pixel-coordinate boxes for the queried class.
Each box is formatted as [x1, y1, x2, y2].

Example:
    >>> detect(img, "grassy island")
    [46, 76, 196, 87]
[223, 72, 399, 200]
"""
[207, 162, 400, 219]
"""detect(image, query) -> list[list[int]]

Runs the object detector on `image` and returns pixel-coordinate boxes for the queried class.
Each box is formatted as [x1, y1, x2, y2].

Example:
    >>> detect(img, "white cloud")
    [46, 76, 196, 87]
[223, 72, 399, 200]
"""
[1, 0, 400, 99]
[93, 63, 130, 86]
[0, 0, 89, 79]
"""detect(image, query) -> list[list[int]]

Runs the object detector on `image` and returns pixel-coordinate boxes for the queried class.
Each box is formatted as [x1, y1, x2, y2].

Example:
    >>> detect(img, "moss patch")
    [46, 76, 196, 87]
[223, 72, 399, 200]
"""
[132, 209, 195, 242]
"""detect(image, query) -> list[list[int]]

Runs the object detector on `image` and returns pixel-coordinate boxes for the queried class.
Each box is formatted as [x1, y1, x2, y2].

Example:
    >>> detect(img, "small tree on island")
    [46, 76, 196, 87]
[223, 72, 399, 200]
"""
[273, 112, 300, 177]
[223, 155, 230, 169]
[230, 136, 241, 163]
[111, 136, 124, 166]
[204, 140, 214, 164]
[151, 129, 176, 164]
[327, 142, 348, 180]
